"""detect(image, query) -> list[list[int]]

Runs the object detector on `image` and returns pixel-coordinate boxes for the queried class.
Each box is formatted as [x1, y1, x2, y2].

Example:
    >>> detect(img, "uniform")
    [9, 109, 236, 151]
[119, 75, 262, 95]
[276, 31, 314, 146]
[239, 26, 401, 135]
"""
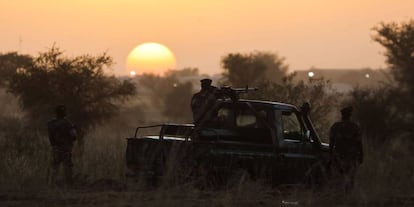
[47, 108, 77, 184]
[191, 79, 217, 124]
[329, 108, 363, 190]
[330, 121, 363, 166]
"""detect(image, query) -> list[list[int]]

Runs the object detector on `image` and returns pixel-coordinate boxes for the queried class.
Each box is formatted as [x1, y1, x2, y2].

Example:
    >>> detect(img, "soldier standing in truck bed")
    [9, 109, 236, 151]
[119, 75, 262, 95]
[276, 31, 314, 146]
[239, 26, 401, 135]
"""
[329, 106, 363, 190]
[48, 105, 77, 185]
[191, 78, 217, 124]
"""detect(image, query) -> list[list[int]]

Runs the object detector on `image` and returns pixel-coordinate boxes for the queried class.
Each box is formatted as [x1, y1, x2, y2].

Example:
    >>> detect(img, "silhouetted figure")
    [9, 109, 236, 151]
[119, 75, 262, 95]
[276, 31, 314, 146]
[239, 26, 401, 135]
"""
[329, 106, 363, 190]
[191, 78, 217, 124]
[48, 105, 77, 185]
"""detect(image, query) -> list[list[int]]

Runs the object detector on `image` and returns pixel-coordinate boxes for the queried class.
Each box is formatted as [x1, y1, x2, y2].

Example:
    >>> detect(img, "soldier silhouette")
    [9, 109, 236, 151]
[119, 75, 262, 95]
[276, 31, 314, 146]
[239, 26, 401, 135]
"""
[47, 105, 77, 185]
[329, 106, 363, 190]
[190, 78, 217, 124]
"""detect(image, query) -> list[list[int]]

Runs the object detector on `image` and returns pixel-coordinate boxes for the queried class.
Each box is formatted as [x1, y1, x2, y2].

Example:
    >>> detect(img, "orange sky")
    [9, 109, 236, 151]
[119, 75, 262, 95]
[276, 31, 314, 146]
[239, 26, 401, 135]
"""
[1, 0, 413, 76]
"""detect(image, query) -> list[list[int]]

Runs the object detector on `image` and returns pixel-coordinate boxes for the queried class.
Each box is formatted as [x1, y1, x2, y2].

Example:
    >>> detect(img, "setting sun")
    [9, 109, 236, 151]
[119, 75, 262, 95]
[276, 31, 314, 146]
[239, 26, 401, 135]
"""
[126, 42, 177, 76]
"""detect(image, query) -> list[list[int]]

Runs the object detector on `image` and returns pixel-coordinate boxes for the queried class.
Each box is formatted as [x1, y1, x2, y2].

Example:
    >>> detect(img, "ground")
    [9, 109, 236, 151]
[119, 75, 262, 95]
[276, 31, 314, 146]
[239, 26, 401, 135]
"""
[1, 179, 414, 207]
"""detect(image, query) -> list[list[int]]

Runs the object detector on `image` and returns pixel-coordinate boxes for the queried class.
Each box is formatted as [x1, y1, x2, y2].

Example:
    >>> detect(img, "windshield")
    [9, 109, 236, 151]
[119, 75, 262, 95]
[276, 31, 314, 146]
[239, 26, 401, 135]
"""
[281, 111, 304, 140]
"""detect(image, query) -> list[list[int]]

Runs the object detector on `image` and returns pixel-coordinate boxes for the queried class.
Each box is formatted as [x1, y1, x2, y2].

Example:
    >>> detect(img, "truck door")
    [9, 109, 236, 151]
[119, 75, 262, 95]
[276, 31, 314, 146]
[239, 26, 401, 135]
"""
[276, 109, 318, 183]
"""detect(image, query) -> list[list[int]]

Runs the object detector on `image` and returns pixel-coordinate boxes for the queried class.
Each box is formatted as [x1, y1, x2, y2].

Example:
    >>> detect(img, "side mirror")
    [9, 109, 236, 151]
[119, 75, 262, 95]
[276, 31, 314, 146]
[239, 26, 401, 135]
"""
[304, 130, 311, 141]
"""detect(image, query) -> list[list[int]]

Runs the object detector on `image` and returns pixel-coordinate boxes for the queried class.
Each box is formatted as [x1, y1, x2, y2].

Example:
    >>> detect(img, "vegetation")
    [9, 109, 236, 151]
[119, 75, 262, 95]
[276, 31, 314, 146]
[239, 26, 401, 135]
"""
[243, 75, 338, 140]
[370, 20, 414, 138]
[221, 52, 338, 140]
[0, 52, 32, 87]
[373, 20, 414, 92]
[1, 47, 136, 139]
[138, 68, 196, 123]
[221, 51, 288, 86]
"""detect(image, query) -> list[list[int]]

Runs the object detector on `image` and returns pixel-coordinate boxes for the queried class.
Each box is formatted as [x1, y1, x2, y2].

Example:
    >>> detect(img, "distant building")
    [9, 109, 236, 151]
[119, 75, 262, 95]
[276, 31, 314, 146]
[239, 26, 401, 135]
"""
[294, 68, 390, 92]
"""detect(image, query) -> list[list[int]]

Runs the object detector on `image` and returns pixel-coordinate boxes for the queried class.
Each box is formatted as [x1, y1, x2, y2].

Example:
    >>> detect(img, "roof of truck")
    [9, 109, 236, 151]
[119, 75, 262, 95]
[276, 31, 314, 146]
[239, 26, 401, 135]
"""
[235, 99, 299, 111]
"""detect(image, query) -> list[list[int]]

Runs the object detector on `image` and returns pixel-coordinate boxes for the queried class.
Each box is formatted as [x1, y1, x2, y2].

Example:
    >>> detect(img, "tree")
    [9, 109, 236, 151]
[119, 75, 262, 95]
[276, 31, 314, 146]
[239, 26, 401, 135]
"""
[373, 20, 414, 93]
[164, 67, 199, 77]
[138, 73, 178, 106]
[344, 86, 405, 145]
[373, 19, 414, 136]
[0, 52, 33, 87]
[138, 68, 198, 122]
[221, 51, 288, 87]
[7, 46, 136, 137]
[162, 82, 193, 122]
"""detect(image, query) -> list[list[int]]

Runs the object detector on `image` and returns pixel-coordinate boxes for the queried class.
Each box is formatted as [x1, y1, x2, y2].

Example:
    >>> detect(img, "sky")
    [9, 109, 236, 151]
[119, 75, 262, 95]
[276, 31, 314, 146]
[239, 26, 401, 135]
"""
[1, 0, 413, 76]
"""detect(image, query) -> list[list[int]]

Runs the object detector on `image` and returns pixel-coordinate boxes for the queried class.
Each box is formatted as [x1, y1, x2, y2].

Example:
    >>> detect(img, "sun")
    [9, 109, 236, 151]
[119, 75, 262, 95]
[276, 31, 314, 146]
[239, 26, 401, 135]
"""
[126, 42, 177, 76]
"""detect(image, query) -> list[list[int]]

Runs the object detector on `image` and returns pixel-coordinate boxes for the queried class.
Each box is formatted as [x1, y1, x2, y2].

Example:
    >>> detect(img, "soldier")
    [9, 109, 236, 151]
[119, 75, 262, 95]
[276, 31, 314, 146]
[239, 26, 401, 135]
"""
[48, 105, 77, 185]
[191, 78, 217, 124]
[329, 106, 363, 190]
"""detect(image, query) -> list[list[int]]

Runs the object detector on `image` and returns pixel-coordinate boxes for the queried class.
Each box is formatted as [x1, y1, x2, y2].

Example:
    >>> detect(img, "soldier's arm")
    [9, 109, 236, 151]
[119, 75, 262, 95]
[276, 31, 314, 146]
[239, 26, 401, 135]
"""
[190, 95, 196, 112]
[47, 122, 58, 147]
[329, 124, 336, 155]
[64, 119, 77, 142]
[356, 126, 363, 163]
[70, 126, 77, 141]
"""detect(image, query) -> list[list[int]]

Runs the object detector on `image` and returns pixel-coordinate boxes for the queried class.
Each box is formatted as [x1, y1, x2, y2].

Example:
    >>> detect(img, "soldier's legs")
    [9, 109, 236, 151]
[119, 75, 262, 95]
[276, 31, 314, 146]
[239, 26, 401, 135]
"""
[344, 162, 358, 191]
[49, 150, 62, 184]
[331, 159, 350, 191]
[338, 160, 357, 192]
[62, 151, 74, 185]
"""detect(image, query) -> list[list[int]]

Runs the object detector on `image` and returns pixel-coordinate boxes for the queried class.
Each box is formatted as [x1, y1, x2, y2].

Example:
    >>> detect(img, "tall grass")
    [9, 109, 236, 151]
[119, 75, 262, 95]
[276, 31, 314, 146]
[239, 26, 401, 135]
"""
[1, 116, 414, 205]
[1, 92, 414, 206]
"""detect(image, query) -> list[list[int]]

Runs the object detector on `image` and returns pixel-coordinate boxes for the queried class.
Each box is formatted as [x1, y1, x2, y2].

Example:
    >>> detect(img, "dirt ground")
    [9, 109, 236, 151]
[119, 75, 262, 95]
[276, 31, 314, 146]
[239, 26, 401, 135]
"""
[1, 180, 413, 207]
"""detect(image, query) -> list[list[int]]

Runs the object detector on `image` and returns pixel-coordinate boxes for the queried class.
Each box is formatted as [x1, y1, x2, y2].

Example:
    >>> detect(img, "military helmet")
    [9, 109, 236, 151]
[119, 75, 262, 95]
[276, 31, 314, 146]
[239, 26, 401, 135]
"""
[200, 78, 212, 85]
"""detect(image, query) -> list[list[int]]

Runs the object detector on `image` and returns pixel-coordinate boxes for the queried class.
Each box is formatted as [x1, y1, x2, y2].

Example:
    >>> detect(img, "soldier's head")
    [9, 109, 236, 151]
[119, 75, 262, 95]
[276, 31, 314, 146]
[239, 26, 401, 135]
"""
[341, 106, 353, 120]
[55, 105, 67, 118]
[200, 78, 212, 90]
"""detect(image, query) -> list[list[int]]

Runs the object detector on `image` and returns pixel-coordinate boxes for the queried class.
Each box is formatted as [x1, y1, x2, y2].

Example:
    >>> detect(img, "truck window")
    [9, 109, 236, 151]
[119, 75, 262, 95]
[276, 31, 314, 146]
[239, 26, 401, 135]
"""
[203, 103, 272, 144]
[217, 108, 234, 127]
[205, 106, 235, 128]
[236, 110, 257, 127]
[282, 111, 303, 140]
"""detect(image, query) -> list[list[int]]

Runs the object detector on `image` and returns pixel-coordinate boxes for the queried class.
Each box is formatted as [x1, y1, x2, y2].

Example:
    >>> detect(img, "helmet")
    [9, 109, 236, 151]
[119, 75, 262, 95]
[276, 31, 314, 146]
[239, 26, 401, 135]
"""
[200, 78, 212, 85]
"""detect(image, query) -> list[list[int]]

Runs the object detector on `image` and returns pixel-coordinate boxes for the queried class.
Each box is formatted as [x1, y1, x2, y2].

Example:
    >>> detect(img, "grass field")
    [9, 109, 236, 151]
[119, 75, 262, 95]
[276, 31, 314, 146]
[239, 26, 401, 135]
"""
[1, 120, 414, 207]
[1, 90, 414, 206]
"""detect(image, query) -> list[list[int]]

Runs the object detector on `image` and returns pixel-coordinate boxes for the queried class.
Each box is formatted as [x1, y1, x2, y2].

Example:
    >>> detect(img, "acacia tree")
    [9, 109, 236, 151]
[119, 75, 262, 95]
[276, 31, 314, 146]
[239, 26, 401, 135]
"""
[221, 51, 288, 86]
[0, 52, 33, 87]
[373, 20, 414, 92]
[371, 19, 414, 137]
[7, 47, 136, 139]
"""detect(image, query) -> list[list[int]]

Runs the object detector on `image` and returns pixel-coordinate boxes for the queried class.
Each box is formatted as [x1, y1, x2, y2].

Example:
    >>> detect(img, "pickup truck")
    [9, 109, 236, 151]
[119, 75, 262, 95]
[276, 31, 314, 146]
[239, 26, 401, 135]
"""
[126, 99, 330, 186]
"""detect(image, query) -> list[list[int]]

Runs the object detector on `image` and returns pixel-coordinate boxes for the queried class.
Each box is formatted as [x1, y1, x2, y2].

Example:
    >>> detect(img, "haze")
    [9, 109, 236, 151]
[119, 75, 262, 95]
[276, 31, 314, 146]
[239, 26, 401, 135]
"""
[1, 0, 413, 76]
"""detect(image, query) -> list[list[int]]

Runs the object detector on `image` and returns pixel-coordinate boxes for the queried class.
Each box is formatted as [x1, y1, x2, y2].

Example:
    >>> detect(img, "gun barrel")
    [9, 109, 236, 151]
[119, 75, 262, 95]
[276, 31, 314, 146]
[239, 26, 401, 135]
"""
[232, 87, 258, 92]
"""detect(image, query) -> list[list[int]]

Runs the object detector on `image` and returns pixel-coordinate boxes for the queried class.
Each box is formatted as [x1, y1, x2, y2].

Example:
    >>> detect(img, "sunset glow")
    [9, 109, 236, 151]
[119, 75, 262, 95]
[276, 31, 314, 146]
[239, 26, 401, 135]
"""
[126, 42, 176, 76]
[1, 1, 413, 75]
